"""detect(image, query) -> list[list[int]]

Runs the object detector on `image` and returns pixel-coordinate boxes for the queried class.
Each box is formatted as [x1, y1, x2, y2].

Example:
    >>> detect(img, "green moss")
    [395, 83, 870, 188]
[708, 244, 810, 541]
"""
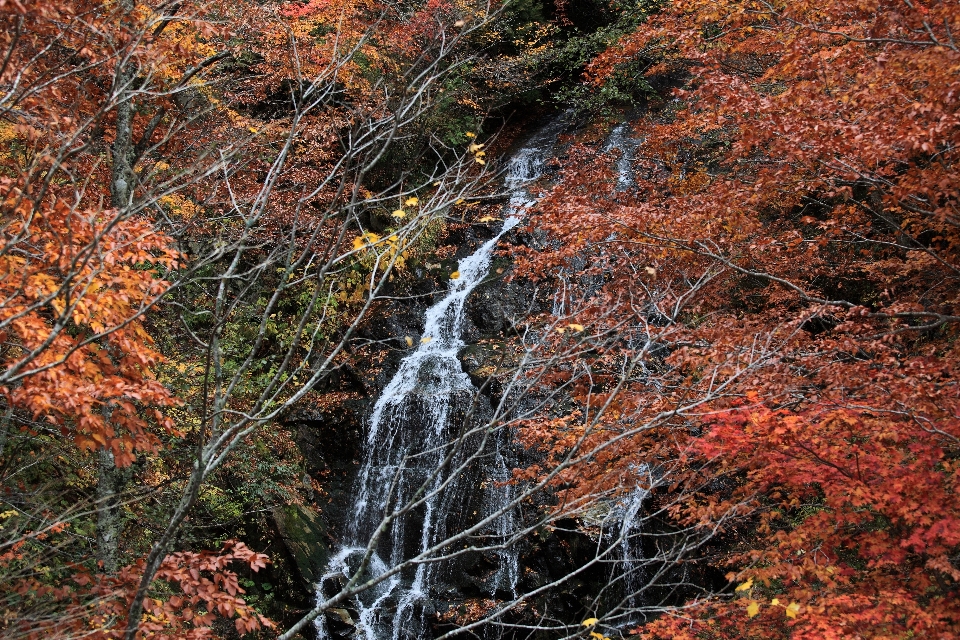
[273, 504, 330, 585]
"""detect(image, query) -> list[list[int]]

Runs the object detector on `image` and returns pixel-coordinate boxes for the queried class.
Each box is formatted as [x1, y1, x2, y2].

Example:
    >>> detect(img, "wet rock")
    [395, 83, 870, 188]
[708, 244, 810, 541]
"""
[324, 607, 356, 637]
[271, 504, 331, 589]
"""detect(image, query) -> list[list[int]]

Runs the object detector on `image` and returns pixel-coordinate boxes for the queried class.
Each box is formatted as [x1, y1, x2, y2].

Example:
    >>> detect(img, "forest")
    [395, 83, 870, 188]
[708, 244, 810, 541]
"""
[0, 0, 957, 639]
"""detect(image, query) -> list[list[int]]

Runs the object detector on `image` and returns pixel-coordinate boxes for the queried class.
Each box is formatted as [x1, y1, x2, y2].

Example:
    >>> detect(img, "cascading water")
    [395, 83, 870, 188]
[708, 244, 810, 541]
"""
[315, 118, 567, 640]
[552, 122, 648, 625]
[552, 122, 640, 318]
[602, 123, 641, 192]
[604, 471, 649, 625]
[604, 123, 651, 623]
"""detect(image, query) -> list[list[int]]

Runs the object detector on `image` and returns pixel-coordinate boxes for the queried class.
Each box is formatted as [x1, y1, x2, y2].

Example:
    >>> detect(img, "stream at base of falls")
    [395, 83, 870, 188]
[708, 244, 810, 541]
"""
[314, 117, 569, 640]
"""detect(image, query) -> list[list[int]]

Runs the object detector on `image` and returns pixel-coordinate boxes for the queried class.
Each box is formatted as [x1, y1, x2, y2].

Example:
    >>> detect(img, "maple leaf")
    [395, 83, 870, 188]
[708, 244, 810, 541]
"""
[735, 578, 754, 592]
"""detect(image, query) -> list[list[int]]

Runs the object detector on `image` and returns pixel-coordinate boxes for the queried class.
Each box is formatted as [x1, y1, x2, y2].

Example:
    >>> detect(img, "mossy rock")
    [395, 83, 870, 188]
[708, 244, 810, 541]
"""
[272, 504, 330, 587]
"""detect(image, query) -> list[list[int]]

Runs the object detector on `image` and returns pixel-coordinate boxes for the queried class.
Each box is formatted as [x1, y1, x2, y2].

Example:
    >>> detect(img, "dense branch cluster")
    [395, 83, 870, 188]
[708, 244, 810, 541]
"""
[511, 0, 960, 637]
[1, 0, 957, 638]
[1, 0, 502, 637]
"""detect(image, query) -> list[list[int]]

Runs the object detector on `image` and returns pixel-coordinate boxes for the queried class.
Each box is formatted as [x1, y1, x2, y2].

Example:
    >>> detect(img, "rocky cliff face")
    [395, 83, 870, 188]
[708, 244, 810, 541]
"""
[270, 115, 681, 639]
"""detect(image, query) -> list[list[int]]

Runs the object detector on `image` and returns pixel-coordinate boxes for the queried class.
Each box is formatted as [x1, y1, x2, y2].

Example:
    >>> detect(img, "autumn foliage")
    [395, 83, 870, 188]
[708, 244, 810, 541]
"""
[513, 0, 960, 637]
[5, 539, 270, 639]
[5, 0, 960, 635]
[0, 179, 181, 465]
[1, 0, 506, 634]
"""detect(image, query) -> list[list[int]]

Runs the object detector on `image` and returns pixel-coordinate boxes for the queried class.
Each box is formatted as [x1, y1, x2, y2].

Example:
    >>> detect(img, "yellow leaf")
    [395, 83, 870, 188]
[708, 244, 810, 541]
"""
[556, 327, 566, 334]
[645, 266, 656, 276]
[786, 602, 800, 619]
[747, 601, 760, 618]
[468, 143, 484, 153]
[353, 237, 365, 250]
[478, 216, 498, 222]
[568, 323, 585, 332]
[456, 198, 465, 205]
[589, 633, 604, 640]
[404, 197, 419, 206]
[465, 131, 475, 138]
[771, 598, 780, 606]
[392, 209, 406, 219]
[735, 578, 754, 592]
[581, 618, 598, 627]
[404, 336, 413, 347]
[475, 158, 486, 165]
[421, 336, 433, 343]
[450, 270, 460, 279]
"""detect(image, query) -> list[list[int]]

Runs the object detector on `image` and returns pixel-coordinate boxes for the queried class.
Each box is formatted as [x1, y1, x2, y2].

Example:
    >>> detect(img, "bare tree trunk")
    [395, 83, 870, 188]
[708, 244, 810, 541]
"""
[110, 23, 134, 207]
[96, 448, 128, 573]
[98, 0, 136, 572]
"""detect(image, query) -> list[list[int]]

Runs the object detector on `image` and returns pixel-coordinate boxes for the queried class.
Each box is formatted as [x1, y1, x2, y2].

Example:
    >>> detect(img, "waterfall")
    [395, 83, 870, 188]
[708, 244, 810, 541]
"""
[603, 123, 651, 624]
[602, 123, 641, 191]
[612, 474, 649, 623]
[552, 122, 639, 319]
[316, 117, 567, 640]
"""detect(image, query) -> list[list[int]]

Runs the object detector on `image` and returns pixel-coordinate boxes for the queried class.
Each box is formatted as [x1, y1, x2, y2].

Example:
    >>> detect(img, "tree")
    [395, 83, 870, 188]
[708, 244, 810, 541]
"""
[501, 0, 960, 637]
[6, 0, 955, 637]
[0, 0, 505, 637]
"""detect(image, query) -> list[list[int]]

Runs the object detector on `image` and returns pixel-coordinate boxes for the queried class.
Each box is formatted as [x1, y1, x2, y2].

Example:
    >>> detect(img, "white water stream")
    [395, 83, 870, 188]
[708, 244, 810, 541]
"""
[316, 119, 567, 640]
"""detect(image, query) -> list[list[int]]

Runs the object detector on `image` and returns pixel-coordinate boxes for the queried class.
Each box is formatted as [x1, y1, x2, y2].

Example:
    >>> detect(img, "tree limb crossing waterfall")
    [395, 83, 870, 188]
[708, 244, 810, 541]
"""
[316, 118, 568, 640]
